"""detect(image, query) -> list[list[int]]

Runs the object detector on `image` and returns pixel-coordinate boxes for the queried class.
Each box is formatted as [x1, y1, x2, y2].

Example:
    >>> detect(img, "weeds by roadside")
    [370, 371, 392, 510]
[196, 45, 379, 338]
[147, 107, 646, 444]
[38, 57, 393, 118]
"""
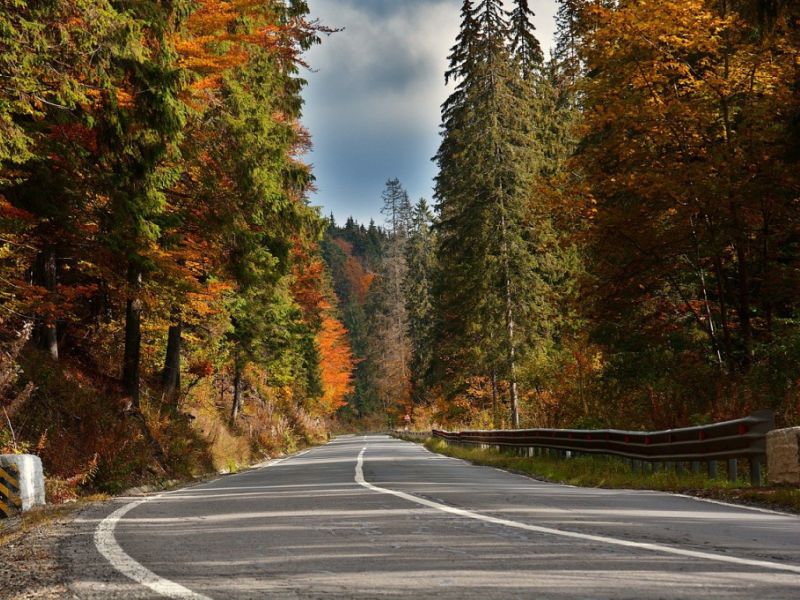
[416, 436, 800, 514]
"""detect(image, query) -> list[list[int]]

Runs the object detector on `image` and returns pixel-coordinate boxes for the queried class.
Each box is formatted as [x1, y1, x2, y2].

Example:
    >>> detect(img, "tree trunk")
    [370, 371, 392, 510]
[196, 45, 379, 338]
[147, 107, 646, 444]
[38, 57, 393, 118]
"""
[499, 209, 521, 430]
[734, 240, 753, 372]
[34, 248, 59, 360]
[713, 253, 736, 374]
[162, 310, 182, 403]
[43, 250, 59, 361]
[506, 309, 520, 429]
[690, 216, 723, 370]
[123, 266, 143, 406]
[491, 369, 500, 429]
[230, 361, 242, 425]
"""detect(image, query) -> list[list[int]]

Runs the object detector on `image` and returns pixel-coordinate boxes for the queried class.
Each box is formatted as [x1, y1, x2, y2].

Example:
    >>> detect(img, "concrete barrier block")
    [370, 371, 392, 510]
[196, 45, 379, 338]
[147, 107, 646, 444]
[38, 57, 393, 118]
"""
[766, 428, 800, 486]
[1, 454, 46, 510]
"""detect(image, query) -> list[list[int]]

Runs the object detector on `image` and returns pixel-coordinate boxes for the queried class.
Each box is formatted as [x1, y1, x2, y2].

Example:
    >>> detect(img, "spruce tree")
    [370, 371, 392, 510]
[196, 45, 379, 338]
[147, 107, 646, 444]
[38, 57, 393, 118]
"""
[553, 0, 586, 89]
[434, 0, 557, 428]
[380, 178, 413, 237]
[100, 0, 188, 405]
[405, 199, 437, 407]
[372, 179, 413, 420]
[508, 0, 544, 77]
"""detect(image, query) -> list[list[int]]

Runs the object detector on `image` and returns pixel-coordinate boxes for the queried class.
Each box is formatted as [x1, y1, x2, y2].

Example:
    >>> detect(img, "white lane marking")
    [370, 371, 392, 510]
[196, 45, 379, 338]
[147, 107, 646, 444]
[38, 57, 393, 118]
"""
[672, 493, 799, 518]
[95, 449, 314, 598]
[94, 498, 210, 599]
[355, 447, 800, 576]
[403, 435, 800, 516]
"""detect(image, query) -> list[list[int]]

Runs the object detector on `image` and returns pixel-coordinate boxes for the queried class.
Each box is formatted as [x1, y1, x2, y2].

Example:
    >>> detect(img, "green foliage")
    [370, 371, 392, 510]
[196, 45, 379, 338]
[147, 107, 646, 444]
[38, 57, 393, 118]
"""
[405, 199, 437, 405]
[0, 0, 340, 495]
[322, 218, 386, 419]
[432, 0, 578, 427]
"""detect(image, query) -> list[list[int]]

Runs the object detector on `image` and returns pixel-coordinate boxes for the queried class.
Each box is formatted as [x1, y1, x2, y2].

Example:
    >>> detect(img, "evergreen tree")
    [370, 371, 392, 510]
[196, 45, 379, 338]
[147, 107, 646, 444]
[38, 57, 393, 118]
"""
[372, 179, 413, 421]
[215, 47, 321, 422]
[433, 0, 562, 428]
[405, 199, 437, 407]
[380, 177, 412, 238]
[99, 0, 189, 405]
[553, 0, 587, 89]
[508, 0, 544, 77]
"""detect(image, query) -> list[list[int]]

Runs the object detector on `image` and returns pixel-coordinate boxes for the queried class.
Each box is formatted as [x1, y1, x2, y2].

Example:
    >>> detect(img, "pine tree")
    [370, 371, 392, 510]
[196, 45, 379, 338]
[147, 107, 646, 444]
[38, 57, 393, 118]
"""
[553, 0, 587, 89]
[405, 199, 437, 407]
[434, 0, 533, 427]
[372, 179, 413, 421]
[214, 46, 321, 422]
[508, 0, 544, 77]
[380, 178, 412, 238]
[433, 0, 572, 428]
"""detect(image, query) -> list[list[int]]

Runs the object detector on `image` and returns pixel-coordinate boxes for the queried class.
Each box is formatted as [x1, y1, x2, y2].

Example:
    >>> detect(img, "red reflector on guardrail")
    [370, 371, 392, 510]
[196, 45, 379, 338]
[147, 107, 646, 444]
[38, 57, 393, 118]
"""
[739, 424, 748, 435]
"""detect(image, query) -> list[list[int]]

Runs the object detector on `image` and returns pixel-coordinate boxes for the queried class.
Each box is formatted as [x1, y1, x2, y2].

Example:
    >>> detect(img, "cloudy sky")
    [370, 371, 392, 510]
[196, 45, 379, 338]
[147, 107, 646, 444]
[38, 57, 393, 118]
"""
[302, 1, 558, 225]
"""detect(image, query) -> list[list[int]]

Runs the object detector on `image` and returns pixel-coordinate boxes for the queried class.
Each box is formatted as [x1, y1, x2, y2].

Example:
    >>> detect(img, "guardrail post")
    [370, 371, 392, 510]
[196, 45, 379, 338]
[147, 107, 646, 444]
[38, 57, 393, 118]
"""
[749, 458, 762, 487]
[708, 460, 718, 479]
[691, 461, 700, 474]
[676, 462, 686, 476]
[727, 459, 738, 483]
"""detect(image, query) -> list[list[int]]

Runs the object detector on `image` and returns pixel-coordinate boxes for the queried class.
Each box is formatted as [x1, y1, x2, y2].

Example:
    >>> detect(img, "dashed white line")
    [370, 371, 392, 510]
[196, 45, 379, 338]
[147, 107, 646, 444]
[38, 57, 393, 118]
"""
[355, 446, 800, 576]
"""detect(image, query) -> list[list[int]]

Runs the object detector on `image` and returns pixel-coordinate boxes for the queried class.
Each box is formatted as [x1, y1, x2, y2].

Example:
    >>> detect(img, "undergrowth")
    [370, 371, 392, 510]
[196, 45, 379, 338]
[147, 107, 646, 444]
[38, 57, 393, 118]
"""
[2, 347, 328, 501]
[420, 437, 800, 513]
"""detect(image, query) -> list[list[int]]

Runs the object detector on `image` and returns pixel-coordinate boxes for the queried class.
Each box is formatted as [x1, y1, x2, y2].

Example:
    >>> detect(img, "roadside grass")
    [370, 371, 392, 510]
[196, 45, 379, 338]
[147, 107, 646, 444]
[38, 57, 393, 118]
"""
[417, 437, 800, 514]
[0, 495, 107, 546]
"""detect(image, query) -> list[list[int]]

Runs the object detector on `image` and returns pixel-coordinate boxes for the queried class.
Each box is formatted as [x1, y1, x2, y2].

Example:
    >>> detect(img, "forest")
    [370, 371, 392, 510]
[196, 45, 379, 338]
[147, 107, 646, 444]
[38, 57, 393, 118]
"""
[1, 0, 799, 497]
[323, 0, 799, 435]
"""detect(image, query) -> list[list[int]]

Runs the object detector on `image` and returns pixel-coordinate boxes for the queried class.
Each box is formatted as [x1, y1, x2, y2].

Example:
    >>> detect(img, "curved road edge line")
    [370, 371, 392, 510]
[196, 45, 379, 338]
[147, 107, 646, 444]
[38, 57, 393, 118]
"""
[355, 446, 800, 576]
[93, 449, 312, 599]
[94, 497, 211, 599]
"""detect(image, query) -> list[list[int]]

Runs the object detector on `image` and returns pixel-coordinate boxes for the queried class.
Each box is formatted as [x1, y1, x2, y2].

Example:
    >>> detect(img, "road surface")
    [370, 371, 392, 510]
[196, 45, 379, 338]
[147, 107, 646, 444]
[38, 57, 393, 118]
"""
[63, 435, 800, 598]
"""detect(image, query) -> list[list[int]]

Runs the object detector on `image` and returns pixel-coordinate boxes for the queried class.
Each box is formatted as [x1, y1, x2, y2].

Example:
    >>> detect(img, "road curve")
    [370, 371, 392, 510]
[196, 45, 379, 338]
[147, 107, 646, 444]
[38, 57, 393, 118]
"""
[63, 435, 800, 599]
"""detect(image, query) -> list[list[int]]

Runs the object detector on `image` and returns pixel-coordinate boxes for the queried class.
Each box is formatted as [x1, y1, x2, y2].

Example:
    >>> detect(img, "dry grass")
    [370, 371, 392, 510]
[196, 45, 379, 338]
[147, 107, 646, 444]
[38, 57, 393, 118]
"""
[0, 497, 104, 546]
[419, 437, 800, 514]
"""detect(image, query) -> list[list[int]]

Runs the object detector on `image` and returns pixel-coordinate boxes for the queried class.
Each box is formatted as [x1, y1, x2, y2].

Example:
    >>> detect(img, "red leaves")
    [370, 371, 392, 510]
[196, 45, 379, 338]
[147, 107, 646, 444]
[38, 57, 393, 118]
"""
[0, 196, 34, 222]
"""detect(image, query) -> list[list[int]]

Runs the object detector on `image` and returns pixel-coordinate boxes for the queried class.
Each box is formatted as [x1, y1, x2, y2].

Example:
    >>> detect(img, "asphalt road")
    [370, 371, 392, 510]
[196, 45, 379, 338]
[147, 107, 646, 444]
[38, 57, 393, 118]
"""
[62, 435, 800, 599]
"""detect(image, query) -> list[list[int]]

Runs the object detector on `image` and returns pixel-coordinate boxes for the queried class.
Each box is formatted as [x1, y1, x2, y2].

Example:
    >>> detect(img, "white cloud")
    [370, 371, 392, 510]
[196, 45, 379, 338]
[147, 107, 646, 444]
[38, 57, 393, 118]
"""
[305, 1, 459, 134]
[301, 0, 560, 223]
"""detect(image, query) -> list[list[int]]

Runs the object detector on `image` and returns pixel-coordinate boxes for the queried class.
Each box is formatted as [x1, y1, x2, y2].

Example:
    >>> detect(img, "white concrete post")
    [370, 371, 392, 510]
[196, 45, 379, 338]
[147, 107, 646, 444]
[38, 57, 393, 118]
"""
[1, 455, 46, 511]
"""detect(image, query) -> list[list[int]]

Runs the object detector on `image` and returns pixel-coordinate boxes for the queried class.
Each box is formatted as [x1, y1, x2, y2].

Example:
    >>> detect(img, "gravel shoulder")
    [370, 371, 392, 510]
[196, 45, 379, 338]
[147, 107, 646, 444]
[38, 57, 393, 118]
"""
[0, 503, 85, 600]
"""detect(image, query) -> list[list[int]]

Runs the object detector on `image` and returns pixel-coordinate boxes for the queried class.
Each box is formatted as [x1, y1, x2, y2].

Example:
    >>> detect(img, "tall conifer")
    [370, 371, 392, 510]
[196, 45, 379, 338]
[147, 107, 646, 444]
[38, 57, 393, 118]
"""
[434, 0, 546, 427]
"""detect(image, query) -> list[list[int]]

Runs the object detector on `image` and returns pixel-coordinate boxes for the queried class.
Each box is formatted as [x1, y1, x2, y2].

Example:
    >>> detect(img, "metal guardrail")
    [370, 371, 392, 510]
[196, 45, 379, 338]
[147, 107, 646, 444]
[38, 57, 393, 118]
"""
[0, 464, 21, 518]
[433, 411, 775, 486]
[393, 430, 430, 441]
